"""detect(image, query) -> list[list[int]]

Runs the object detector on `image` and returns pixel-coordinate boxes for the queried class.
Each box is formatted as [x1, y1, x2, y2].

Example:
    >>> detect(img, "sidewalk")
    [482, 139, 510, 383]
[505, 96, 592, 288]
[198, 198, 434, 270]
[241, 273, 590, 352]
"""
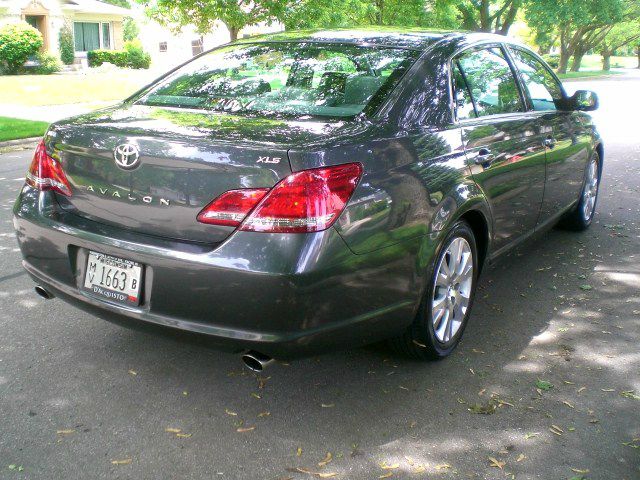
[0, 101, 115, 123]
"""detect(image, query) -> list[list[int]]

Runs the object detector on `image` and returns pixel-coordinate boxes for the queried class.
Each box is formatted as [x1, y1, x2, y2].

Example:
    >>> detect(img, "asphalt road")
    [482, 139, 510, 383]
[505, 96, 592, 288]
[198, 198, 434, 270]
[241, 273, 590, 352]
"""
[1, 75, 639, 480]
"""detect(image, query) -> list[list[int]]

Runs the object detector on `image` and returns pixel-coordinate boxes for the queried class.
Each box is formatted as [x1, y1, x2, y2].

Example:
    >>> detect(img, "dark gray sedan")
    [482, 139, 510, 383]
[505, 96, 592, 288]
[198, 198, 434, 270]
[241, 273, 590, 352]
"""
[13, 29, 602, 370]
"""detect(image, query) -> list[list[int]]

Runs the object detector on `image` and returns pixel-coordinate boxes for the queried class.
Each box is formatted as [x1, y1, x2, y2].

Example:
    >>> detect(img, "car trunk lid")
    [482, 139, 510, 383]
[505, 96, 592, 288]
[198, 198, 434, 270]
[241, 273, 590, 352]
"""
[51, 106, 294, 244]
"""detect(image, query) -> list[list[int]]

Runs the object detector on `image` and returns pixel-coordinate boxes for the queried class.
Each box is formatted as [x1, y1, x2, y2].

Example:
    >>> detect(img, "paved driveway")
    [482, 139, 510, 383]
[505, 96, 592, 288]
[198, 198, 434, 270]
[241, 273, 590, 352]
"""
[0, 76, 638, 480]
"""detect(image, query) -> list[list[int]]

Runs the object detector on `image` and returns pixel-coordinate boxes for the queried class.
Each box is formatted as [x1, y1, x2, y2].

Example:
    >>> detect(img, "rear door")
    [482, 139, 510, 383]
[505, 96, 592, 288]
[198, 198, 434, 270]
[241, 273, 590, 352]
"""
[507, 46, 591, 224]
[454, 46, 546, 254]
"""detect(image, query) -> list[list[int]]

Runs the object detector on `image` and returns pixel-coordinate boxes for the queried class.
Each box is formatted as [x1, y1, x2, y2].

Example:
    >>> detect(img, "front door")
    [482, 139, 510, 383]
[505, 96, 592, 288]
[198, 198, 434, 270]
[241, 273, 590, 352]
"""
[507, 47, 591, 223]
[453, 46, 546, 254]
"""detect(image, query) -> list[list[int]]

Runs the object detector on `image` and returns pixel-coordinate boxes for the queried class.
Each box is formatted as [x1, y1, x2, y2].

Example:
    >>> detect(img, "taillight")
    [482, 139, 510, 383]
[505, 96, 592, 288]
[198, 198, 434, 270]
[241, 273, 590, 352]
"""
[25, 140, 72, 197]
[241, 162, 362, 233]
[197, 188, 269, 227]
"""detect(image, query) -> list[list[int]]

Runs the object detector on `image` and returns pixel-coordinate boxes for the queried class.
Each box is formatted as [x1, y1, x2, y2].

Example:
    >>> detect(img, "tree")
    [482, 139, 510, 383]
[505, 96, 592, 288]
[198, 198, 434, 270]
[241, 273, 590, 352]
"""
[102, 0, 131, 7]
[137, 0, 288, 41]
[284, 0, 461, 30]
[526, 0, 625, 74]
[283, 0, 374, 29]
[452, 0, 523, 35]
[599, 22, 640, 70]
[123, 16, 140, 41]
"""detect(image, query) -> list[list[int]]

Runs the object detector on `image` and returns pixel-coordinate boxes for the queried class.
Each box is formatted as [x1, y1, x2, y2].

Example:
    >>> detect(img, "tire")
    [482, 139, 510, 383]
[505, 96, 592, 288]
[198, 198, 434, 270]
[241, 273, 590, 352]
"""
[560, 152, 601, 231]
[390, 220, 479, 360]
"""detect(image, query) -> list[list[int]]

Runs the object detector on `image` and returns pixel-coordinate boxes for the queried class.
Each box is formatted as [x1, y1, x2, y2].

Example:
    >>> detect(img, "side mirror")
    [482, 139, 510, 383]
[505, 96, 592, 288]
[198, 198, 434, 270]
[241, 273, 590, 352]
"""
[569, 90, 599, 111]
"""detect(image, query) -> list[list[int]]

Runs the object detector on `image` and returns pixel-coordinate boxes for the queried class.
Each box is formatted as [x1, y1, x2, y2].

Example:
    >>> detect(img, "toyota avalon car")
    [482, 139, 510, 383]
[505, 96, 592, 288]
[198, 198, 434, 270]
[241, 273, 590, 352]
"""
[13, 29, 602, 370]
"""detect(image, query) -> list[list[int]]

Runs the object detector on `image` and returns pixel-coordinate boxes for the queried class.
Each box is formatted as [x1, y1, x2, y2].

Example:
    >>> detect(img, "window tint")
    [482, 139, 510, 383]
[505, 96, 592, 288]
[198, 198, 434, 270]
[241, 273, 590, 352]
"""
[456, 48, 523, 117]
[452, 62, 476, 120]
[138, 43, 419, 119]
[510, 48, 563, 111]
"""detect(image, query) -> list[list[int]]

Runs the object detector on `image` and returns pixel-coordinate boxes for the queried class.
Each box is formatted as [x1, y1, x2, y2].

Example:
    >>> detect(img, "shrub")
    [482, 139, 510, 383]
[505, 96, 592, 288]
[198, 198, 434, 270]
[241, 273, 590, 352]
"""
[33, 52, 62, 74]
[0, 22, 43, 74]
[542, 53, 560, 70]
[58, 24, 75, 65]
[87, 40, 151, 69]
[124, 40, 151, 69]
[87, 49, 128, 67]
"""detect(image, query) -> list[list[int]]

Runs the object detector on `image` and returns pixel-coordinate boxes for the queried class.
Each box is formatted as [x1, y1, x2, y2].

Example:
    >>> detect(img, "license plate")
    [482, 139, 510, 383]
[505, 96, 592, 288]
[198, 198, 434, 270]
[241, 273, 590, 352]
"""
[83, 251, 142, 306]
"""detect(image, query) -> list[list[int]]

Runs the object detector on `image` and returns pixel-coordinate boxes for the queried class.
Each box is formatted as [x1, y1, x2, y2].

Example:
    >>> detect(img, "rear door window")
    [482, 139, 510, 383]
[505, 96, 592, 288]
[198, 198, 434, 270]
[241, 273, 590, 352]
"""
[455, 47, 524, 118]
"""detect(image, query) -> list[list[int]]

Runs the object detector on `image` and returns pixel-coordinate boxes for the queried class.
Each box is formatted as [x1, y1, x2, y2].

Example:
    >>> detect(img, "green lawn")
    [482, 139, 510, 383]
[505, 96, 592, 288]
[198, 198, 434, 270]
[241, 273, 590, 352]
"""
[580, 54, 637, 70]
[0, 116, 49, 142]
[558, 70, 624, 80]
[0, 70, 157, 106]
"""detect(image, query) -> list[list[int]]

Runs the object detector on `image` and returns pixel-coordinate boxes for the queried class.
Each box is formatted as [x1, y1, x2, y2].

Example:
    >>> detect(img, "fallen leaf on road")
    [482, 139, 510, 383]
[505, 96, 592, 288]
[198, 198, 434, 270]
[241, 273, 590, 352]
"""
[225, 409, 237, 416]
[620, 390, 640, 400]
[535, 379, 553, 391]
[380, 462, 399, 469]
[128, 370, 137, 376]
[379, 473, 393, 479]
[563, 401, 575, 409]
[176, 433, 192, 438]
[516, 454, 526, 462]
[550, 425, 563, 436]
[258, 411, 271, 417]
[236, 426, 255, 433]
[321, 404, 335, 408]
[111, 458, 132, 465]
[56, 429, 75, 435]
[571, 468, 589, 474]
[318, 452, 332, 467]
[165, 428, 181, 433]
[297, 447, 302, 457]
[292, 467, 337, 478]
[435, 464, 451, 470]
[488, 457, 505, 469]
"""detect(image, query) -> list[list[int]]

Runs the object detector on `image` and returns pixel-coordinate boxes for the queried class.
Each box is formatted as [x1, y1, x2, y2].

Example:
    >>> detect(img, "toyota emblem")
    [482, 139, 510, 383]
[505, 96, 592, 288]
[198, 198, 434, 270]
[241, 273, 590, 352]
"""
[113, 143, 140, 170]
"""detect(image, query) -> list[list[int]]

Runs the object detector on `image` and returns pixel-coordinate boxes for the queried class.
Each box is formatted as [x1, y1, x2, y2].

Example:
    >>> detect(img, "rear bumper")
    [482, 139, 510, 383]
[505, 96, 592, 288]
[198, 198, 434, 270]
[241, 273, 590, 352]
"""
[14, 187, 431, 359]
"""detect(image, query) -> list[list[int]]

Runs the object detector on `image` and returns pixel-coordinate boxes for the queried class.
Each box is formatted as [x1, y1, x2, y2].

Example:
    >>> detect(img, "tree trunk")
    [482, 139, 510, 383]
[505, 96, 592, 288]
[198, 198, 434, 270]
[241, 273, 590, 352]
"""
[558, 48, 570, 74]
[570, 49, 585, 72]
[228, 26, 239, 41]
[558, 28, 570, 74]
[637, 46, 640, 69]
[601, 46, 612, 71]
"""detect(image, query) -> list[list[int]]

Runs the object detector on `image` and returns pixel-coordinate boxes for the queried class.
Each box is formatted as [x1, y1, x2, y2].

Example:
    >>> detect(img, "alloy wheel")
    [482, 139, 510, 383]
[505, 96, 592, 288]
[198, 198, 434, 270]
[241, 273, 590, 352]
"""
[582, 157, 599, 221]
[431, 237, 474, 343]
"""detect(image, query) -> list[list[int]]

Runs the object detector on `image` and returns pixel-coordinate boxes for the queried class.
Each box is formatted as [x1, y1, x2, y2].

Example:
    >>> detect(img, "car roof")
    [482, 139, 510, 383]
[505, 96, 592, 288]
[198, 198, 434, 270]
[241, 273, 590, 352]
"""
[235, 28, 518, 51]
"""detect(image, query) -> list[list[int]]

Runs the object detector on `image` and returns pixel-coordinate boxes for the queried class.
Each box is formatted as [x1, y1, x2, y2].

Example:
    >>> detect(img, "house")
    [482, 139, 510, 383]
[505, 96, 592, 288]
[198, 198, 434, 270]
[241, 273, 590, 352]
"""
[137, 17, 284, 70]
[0, 0, 130, 62]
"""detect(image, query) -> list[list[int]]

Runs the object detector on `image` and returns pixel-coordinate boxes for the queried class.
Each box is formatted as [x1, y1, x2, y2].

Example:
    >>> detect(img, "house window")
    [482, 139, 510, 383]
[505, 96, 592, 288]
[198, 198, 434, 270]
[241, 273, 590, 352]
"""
[101, 23, 111, 49]
[191, 38, 203, 57]
[159, 41, 167, 52]
[73, 22, 111, 52]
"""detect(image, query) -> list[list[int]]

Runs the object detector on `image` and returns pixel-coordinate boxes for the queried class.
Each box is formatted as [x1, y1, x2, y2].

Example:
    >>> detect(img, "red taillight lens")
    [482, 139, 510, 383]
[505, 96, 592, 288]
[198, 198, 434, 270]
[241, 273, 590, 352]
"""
[197, 188, 270, 226]
[240, 162, 362, 233]
[25, 140, 72, 197]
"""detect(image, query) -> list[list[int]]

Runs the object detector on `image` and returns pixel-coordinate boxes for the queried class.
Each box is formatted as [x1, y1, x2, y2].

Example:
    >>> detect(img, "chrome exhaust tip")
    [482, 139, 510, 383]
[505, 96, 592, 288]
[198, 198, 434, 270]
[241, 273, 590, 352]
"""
[34, 285, 54, 300]
[241, 351, 274, 372]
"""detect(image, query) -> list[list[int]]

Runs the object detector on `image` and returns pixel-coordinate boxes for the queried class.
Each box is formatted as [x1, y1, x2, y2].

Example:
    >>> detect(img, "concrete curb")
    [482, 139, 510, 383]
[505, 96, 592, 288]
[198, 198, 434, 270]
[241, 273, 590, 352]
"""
[0, 137, 40, 149]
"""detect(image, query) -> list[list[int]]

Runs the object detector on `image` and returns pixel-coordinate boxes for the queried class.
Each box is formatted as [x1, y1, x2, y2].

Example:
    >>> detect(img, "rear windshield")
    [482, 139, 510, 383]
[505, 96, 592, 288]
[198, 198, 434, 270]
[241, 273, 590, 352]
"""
[137, 42, 420, 119]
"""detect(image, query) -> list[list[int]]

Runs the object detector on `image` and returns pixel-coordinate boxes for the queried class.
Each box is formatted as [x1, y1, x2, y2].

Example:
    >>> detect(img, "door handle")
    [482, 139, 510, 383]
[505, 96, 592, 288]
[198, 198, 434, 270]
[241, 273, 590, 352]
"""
[474, 148, 495, 165]
[543, 137, 556, 149]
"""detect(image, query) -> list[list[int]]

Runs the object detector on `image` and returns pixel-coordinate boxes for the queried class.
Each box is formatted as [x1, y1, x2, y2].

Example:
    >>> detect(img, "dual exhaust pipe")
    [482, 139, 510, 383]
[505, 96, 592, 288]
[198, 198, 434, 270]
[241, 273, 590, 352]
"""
[34, 285, 54, 300]
[241, 351, 274, 372]
[34, 285, 274, 372]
